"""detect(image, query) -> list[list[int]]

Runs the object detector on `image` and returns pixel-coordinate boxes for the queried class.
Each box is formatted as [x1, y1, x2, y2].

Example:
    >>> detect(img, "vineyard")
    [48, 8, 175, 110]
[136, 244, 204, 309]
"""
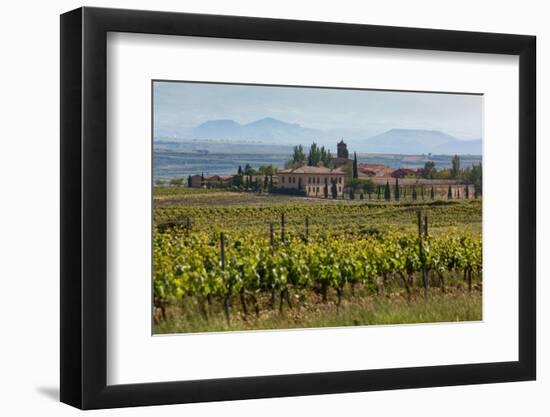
[153, 190, 482, 333]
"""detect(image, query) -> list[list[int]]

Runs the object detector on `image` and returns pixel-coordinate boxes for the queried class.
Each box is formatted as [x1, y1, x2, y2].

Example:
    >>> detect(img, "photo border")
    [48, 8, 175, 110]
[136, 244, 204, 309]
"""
[61, 6, 536, 409]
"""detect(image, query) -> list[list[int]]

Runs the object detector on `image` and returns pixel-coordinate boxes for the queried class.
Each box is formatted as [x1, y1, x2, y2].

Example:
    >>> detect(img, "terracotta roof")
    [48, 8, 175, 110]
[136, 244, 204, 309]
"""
[279, 166, 344, 174]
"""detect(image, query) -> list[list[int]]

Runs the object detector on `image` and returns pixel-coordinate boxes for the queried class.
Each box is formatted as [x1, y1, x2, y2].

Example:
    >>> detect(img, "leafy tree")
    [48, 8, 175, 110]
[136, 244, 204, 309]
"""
[257, 164, 277, 176]
[285, 145, 306, 168]
[243, 164, 255, 187]
[451, 155, 461, 179]
[257, 164, 277, 190]
[362, 179, 375, 194]
[232, 174, 243, 187]
[285, 143, 333, 168]
[462, 163, 482, 197]
[155, 179, 165, 187]
[308, 143, 319, 166]
[347, 178, 375, 195]
[423, 161, 436, 179]
[169, 177, 184, 187]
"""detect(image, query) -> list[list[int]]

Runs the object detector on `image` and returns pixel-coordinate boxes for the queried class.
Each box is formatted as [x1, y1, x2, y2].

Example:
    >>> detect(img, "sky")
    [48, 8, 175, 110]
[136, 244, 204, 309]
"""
[153, 81, 483, 140]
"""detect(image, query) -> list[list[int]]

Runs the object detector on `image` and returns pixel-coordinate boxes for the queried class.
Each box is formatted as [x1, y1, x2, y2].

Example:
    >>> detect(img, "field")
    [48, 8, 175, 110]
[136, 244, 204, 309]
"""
[153, 188, 482, 334]
[153, 142, 482, 179]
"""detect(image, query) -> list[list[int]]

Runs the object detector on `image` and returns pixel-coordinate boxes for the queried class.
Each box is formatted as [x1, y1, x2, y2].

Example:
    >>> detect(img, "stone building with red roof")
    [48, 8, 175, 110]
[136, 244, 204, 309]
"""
[277, 165, 345, 198]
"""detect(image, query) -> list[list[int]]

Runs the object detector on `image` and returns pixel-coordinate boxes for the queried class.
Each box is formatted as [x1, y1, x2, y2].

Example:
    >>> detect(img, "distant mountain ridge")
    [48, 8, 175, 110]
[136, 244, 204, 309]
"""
[191, 117, 325, 144]
[155, 118, 481, 155]
[365, 129, 481, 155]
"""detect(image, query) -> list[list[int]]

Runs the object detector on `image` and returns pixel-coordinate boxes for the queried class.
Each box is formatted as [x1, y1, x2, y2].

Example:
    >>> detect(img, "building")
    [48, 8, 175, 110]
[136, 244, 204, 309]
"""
[337, 139, 349, 159]
[277, 165, 345, 198]
[331, 139, 352, 167]
[358, 164, 393, 177]
[189, 174, 203, 188]
[390, 168, 419, 178]
[204, 175, 233, 186]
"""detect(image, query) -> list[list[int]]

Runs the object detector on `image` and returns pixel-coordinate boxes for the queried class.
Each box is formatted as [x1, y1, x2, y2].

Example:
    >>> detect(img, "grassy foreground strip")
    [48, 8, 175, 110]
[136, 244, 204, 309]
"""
[155, 289, 481, 334]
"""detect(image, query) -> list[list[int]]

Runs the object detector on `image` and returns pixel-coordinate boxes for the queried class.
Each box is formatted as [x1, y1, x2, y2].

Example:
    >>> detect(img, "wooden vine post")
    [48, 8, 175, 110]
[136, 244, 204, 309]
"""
[417, 211, 429, 299]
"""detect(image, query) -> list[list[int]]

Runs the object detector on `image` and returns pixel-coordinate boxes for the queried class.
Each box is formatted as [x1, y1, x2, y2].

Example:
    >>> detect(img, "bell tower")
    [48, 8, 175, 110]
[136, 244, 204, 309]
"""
[337, 139, 349, 159]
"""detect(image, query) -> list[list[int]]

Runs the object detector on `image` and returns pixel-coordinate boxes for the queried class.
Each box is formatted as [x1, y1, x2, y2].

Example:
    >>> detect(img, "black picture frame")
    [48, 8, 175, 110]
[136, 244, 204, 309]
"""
[60, 6, 536, 410]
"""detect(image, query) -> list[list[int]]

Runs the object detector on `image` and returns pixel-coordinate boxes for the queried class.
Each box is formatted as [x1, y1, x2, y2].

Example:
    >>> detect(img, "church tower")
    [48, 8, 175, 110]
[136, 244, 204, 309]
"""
[337, 139, 349, 159]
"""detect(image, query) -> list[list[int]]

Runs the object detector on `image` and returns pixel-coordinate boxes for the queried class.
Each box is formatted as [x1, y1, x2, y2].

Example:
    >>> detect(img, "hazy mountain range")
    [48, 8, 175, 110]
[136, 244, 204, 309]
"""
[155, 117, 481, 155]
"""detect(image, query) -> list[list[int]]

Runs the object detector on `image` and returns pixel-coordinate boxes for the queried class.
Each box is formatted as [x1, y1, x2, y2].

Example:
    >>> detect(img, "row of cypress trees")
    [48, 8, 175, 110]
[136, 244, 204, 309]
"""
[361, 178, 477, 201]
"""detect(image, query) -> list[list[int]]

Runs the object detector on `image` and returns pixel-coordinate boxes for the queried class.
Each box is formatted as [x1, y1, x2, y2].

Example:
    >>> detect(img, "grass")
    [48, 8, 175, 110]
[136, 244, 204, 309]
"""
[155, 287, 482, 334]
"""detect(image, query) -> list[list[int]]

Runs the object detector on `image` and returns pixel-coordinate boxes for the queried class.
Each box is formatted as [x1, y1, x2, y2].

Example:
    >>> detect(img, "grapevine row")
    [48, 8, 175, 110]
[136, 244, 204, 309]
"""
[153, 226, 481, 322]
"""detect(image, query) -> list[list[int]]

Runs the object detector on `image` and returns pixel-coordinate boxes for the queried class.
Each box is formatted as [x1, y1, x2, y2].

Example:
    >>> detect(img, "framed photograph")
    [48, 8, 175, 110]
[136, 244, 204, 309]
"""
[60, 6, 536, 409]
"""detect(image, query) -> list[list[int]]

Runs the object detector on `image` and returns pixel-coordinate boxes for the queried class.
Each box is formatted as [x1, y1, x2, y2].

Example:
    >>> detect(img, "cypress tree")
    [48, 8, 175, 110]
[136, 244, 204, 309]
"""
[350, 187, 355, 200]
[384, 181, 391, 201]
[394, 178, 400, 201]
[465, 183, 470, 198]
[323, 178, 328, 198]
[430, 186, 435, 200]
[187, 175, 192, 188]
[352, 152, 358, 179]
[447, 185, 453, 199]
[377, 185, 381, 200]
[412, 186, 417, 201]
[331, 179, 338, 199]
[238, 165, 243, 175]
